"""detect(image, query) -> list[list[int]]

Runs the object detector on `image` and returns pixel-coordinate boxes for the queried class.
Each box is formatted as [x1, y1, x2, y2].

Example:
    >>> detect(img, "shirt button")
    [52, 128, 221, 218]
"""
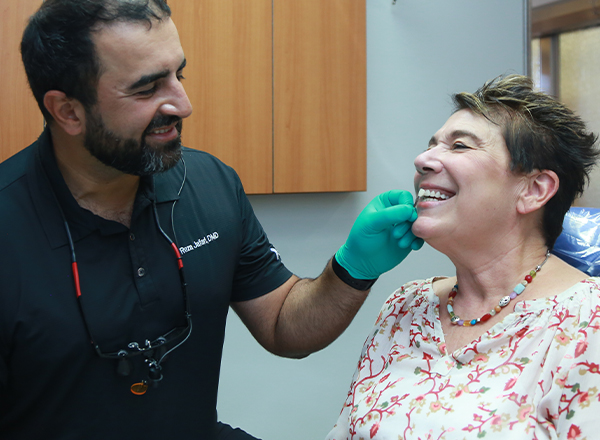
[130, 233, 135, 241]
[137, 267, 146, 277]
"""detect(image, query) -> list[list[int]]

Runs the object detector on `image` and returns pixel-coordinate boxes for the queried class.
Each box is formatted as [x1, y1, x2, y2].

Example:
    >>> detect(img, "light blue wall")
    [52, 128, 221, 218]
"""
[218, 1, 528, 438]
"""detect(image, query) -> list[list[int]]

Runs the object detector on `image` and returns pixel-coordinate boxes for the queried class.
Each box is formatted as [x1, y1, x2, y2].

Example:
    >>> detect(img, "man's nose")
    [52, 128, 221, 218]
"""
[160, 79, 193, 119]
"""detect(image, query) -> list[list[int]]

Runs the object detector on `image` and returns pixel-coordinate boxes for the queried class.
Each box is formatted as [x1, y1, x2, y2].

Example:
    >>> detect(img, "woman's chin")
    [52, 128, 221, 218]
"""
[411, 219, 433, 240]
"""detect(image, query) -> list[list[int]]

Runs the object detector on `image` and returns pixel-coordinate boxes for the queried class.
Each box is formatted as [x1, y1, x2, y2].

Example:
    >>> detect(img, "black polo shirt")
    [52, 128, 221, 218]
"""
[0, 129, 292, 439]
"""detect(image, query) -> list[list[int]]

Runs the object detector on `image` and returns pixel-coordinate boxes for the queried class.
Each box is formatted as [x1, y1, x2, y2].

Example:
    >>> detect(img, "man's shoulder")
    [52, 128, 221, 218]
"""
[0, 145, 35, 192]
[181, 147, 235, 171]
[179, 147, 241, 185]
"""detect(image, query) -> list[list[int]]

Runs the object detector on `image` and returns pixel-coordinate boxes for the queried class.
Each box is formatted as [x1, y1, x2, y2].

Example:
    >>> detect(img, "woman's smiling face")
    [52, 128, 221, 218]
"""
[411, 109, 528, 250]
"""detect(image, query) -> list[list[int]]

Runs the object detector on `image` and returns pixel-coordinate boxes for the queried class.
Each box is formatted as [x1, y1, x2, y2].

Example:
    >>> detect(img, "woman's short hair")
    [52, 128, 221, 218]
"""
[21, 0, 171, 122]
[452, 74, 599, 249]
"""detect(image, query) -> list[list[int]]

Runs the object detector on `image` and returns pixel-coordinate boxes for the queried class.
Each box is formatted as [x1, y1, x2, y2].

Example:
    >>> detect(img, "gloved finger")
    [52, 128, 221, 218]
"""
[391, 221, 411, 239]
[380, 190, 415, 208]
[398, 229, 420, 249]
[411, 238, 425, 250]
[367, 204, 416, 232]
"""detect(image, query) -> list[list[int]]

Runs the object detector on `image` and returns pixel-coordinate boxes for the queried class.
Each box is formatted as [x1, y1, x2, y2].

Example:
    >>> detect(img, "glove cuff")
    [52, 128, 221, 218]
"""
[331, 254, 377, 291]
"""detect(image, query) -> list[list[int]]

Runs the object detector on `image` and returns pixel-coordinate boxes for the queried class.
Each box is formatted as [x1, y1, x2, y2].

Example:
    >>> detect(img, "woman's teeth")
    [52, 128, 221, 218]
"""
[418, 188, 449, 201]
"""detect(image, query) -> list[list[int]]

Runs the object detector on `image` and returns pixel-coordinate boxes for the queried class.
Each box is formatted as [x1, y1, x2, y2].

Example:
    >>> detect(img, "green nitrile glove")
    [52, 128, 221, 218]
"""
[335, 190, 424, 280]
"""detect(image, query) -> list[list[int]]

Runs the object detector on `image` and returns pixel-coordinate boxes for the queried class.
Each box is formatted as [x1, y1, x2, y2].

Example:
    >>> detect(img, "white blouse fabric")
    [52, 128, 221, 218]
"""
[326, 277, 600, 440]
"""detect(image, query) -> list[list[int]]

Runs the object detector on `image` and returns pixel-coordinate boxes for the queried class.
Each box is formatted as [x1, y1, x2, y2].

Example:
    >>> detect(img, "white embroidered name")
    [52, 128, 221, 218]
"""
[179, 232, 220, 255]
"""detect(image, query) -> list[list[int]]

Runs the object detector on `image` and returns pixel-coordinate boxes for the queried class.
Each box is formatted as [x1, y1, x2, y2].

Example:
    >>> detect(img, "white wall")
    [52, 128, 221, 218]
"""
[218, 1, 527, 438]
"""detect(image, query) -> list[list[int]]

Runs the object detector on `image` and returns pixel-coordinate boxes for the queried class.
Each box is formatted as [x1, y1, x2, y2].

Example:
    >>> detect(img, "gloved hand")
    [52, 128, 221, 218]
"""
[335, 190, 424, 280]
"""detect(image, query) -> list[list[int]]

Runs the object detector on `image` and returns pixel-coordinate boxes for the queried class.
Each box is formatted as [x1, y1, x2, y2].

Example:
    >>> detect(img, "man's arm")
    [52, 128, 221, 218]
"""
[232, 190, 423, 358]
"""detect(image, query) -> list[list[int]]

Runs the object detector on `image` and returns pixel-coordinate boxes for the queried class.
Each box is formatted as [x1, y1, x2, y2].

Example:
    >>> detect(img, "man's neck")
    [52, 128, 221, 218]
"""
[50, 127, 140, 227]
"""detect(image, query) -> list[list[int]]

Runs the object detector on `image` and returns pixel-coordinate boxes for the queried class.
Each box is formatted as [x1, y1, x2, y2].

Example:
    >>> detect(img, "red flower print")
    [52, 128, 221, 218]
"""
[370, 422, 380, 438]
[517, 404, 533, 422]
[504, 377, 518, 391]
[473, 353, 489, 363]
[515, 325, 529, 338]
[556, 332, 570, 345]
[575, 340, 588, 358]
[379, 373, 390, 383]
[567, 424, 582, 440]
[589, 363, 600, 374]
[430, 401, 442, 412]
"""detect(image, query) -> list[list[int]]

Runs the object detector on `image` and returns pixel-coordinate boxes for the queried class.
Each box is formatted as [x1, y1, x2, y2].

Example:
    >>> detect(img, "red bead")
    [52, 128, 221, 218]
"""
[480, 313, 492, 323]
[525, 275, 533, 283]
[449, 290, 457, 299]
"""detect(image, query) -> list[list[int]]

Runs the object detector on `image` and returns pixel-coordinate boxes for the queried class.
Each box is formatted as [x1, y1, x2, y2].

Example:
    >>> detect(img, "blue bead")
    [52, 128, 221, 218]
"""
[470, 319, 477, 325]
[514, 283, 526, 294]
[447, 305, 453, 313]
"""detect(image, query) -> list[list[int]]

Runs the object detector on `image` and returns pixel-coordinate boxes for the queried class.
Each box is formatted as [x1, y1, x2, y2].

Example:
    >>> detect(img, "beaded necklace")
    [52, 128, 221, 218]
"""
[447, 250, 551, 327]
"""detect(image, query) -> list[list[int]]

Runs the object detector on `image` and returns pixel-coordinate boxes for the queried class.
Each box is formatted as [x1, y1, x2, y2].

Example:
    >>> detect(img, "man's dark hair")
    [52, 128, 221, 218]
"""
[452, 74, 599, 249]
[21, 0, 171, 121]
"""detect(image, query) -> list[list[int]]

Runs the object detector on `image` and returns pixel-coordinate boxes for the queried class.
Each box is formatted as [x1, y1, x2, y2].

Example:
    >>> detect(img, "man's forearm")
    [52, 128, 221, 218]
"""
[270, 258, 371, 358]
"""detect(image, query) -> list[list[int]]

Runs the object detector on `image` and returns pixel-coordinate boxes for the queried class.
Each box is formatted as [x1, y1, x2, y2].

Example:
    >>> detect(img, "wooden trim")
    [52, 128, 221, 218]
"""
[532, 0, 600, 37]
[0, 0, 45, 162]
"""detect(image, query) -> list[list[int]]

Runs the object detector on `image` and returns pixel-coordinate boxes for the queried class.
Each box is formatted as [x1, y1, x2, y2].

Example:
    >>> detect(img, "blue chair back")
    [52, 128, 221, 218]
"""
[552, 207, 600, 276]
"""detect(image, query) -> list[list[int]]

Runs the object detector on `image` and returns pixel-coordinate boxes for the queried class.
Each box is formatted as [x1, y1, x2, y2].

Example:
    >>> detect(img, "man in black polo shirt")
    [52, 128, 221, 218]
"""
[0, 1, 422, 438]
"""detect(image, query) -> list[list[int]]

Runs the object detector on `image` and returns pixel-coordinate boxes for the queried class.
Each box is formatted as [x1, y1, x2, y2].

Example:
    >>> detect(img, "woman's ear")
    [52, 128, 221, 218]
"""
[43, 91, 86, 136]
[517, 169, 559, 214]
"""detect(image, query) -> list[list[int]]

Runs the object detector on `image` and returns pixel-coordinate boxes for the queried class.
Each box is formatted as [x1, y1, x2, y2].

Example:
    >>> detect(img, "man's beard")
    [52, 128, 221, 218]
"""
[84, 109, 183, 176]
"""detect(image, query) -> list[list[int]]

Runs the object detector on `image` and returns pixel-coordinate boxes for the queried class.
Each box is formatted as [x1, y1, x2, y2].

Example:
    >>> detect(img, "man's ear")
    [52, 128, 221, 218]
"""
[43, 91, 86, 136]
[517, 169, 559, 215]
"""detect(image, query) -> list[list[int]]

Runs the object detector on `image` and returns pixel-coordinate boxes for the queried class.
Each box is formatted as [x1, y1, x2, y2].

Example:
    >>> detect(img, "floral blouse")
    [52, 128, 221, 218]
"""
[326, 277, 600, 440]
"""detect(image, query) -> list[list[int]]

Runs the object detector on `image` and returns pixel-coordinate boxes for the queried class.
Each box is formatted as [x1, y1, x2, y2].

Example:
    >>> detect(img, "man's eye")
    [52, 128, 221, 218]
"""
[137, 86, 157, 96]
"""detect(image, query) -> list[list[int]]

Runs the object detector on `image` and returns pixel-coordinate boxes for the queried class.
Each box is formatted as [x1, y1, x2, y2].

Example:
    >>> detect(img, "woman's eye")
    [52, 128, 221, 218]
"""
[452, 142, 469, 150]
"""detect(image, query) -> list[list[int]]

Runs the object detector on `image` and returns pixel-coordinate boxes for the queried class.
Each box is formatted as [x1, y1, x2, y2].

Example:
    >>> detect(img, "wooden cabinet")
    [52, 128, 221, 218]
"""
[2, 0, 366, 195]
[0, 0, 44, 160]
[171, 0, 366, 194]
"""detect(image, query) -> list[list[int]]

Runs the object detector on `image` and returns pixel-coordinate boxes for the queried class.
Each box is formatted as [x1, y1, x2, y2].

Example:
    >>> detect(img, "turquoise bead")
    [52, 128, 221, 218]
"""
[514, 283, 526, 294]
[470, 319, 477, 325]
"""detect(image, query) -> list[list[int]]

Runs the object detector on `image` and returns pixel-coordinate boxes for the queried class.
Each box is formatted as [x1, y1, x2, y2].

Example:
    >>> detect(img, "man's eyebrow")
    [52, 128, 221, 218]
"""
[127, 58, 187, 91]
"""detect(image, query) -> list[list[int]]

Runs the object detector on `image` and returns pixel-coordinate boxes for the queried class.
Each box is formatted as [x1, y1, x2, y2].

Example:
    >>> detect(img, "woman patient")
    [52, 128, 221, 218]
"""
[326, 75, 600, 439]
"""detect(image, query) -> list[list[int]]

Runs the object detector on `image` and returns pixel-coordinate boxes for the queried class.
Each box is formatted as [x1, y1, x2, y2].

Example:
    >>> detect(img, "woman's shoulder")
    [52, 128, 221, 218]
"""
[557, 276, 600, 302]
[380, 277, 446, 311]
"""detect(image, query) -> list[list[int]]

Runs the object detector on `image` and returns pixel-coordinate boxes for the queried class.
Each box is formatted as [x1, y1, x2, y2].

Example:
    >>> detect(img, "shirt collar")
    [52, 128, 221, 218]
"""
[27, 127, 181, 249]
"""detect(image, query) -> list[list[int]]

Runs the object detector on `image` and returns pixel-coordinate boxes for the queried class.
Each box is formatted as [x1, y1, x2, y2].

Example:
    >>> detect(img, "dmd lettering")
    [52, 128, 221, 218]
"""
[179, 232, 220, 255]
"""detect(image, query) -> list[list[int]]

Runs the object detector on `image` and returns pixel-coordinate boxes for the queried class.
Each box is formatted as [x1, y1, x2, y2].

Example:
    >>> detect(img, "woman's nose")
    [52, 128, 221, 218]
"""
[414, 146, 442, 175]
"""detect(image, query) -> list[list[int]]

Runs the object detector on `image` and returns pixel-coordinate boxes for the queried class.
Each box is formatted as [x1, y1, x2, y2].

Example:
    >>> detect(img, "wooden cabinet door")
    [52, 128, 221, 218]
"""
[273, 0, 366, 193]
[173, 0, 366, 194]
[2, 1, 366, 195]
[0, 0, 44, 162]
[170, 0, 274, 195]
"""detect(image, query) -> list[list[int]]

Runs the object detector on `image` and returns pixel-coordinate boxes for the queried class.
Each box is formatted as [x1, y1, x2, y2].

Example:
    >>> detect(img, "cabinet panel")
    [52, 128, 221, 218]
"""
[273, 0, 367, 193]
[0, 0, 44, 161]
[2, 1, 366, 195]
[170, 1, 274, 195]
